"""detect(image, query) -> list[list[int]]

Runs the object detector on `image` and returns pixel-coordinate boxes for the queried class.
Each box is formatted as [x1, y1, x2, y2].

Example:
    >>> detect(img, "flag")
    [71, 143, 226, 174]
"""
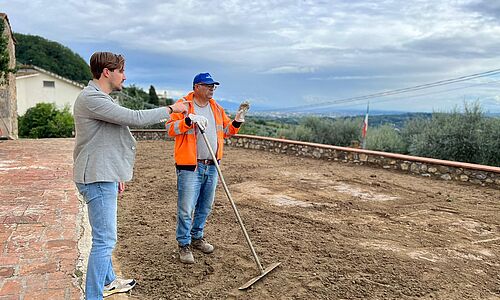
[362, 113, 368, 139]
[361, 102, 369, 149]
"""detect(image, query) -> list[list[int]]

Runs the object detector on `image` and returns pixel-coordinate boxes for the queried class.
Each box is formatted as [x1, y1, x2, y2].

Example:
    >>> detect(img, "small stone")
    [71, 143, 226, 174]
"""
[475, 173, 487, 180]
[440, 174, 451, 180]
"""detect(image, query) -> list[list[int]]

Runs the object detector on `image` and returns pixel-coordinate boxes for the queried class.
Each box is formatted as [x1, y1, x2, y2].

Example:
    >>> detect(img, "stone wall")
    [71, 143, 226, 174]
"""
[132, 129, 169, 141]
[0, 13, 17, 139]
[130, 130, 500, 187]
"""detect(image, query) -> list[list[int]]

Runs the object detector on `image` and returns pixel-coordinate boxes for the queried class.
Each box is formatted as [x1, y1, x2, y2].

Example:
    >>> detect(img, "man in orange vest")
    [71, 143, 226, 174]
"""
[166, 73, 249, 264]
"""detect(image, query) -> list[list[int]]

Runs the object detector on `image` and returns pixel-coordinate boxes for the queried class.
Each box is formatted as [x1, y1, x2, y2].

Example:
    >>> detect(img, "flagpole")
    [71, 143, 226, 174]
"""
[362, 101, 369, 149]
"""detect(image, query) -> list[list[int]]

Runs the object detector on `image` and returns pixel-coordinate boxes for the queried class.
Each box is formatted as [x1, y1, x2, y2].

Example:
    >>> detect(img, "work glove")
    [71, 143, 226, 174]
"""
[188, 113, 209, 131]
[235, 101, 250, 122]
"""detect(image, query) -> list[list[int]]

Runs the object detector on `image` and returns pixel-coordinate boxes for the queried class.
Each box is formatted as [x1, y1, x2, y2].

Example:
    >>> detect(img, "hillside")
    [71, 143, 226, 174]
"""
[14, 33, 91, 83]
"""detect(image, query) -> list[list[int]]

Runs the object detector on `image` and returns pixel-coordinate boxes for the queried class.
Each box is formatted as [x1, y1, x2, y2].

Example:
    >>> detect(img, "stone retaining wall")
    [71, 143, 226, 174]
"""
[132, 129, 168, 141]
[131, 130, 500, 187]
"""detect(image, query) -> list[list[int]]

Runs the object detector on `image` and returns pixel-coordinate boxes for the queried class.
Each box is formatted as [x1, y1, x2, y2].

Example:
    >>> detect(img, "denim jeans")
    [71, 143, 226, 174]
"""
[76, 182, 118, 300]
[176, 163, 219, 246]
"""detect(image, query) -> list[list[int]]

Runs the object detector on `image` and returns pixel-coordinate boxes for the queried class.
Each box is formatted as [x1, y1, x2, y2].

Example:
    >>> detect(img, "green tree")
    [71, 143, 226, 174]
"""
[164, 97, 174, 106]
[18, 103, 74, 138]
[0, 21, 15, 84]
[278, 116, 360, 146]
[407, 102, 489, 164]
[278, 125, 315, 141]
[116, 85, 150, 110]
[239, 116, 288, 136]
[366, 125, 406, 153]
[14, 33, 92, 83]
[148, 85, 160, 106]
[477, 117, 500, 166]
[237, 107, 498, 166]
[400, 116, 429, 153]
[325, 117, 362, 146]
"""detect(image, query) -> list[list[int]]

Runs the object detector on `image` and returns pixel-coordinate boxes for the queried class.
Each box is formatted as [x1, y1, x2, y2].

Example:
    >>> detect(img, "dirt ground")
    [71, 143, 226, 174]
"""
[115, 140, 500, 300]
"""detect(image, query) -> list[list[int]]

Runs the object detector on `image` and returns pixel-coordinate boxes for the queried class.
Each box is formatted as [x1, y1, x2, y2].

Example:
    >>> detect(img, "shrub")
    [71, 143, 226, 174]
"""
[279, 116, 361, 146]
[366, 125, 406, 153]
[18, 103, 74, 138]
[476, 116, 500, 166]
[405, 102, 498, 165]
[232, 116, 290, 137]
[325, 117, 362, 146]
[278, 124, 315, 142]
[400, 116, 429, 153]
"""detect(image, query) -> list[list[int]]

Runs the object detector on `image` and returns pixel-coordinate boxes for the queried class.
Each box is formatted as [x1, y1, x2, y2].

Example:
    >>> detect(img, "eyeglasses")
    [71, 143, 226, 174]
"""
[197, 83, 217, 90]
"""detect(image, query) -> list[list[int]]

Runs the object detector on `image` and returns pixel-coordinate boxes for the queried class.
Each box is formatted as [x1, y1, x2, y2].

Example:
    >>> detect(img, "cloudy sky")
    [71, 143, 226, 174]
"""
[3, 0, 500, 113]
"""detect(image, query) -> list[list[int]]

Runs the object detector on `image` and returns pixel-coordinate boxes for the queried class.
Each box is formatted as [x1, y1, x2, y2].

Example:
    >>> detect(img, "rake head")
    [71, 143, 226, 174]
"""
[238, 262, 281, 290]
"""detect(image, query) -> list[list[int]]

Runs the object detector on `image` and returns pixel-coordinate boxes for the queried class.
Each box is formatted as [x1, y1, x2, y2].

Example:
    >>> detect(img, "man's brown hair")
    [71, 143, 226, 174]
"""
[89, 52, 125, 79]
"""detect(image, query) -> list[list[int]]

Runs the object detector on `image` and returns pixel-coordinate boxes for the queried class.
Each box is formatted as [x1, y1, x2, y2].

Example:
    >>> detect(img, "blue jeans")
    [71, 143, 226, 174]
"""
[76, 182, 118, 300]
[176, 163, 219, 246]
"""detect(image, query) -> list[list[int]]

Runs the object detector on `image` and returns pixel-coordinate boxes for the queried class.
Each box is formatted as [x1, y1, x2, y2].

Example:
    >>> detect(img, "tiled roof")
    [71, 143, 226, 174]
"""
[16, 65, 85, 89]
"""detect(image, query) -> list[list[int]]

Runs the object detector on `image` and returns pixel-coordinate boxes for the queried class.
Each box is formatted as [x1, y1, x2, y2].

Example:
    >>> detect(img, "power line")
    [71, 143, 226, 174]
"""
[262, 68, 500, 112]
[329, 78, 500, 110]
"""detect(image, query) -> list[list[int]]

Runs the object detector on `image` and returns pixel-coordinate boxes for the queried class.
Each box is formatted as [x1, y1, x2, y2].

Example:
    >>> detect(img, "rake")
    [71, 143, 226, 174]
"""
[197, 124, 280, 290]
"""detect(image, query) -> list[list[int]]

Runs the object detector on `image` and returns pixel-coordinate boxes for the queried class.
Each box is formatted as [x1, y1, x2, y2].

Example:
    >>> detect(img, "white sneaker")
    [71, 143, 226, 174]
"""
[103, 278, 136, 297]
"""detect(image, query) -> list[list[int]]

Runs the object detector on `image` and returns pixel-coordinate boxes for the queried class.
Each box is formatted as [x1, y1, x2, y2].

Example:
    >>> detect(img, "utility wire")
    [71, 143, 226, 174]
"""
[329, 78, 500, 110]
[262, 68, 500, 112]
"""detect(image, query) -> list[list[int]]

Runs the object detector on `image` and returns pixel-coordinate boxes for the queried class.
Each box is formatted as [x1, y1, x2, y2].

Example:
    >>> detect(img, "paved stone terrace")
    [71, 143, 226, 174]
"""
[0, 139, 82, 300]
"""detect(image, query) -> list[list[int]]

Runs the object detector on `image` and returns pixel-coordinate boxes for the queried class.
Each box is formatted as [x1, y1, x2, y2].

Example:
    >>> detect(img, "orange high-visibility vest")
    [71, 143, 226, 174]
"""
[166, 92, 240, 168]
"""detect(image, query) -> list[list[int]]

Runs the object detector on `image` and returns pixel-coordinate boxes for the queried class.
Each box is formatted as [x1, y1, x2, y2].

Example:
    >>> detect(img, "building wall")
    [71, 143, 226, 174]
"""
[0, 14, 17, 139]
[16, 72, 83, 115]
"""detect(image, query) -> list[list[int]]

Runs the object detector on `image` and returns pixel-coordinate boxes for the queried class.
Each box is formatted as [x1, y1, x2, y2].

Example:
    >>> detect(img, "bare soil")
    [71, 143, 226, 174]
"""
[115, 140, 500, 300]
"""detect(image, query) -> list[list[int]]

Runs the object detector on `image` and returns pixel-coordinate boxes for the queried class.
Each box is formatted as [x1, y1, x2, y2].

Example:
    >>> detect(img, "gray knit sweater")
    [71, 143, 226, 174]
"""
[73, 81, 169, 183]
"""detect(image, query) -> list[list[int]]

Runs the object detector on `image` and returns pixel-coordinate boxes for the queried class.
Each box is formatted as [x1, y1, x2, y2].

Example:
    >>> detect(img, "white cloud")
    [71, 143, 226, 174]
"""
[4, 0, 500, 112]
[262, 66, 316, 74]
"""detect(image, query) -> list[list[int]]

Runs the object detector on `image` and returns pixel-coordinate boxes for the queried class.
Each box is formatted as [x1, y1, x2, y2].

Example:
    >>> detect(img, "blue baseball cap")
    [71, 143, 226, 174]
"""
[193, 72, 220, 85]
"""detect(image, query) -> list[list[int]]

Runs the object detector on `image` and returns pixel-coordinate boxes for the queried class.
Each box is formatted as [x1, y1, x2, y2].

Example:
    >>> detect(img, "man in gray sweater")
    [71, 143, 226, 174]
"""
[73, 52, 187, 300]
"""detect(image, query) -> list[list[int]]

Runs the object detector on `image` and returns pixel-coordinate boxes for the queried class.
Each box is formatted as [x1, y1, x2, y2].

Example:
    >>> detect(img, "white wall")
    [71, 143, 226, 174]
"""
[16, 72, 83, 115]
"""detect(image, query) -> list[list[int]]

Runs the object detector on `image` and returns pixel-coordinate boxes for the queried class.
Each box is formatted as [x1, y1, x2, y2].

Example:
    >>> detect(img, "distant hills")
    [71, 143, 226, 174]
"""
[237, 103, 500, 119]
